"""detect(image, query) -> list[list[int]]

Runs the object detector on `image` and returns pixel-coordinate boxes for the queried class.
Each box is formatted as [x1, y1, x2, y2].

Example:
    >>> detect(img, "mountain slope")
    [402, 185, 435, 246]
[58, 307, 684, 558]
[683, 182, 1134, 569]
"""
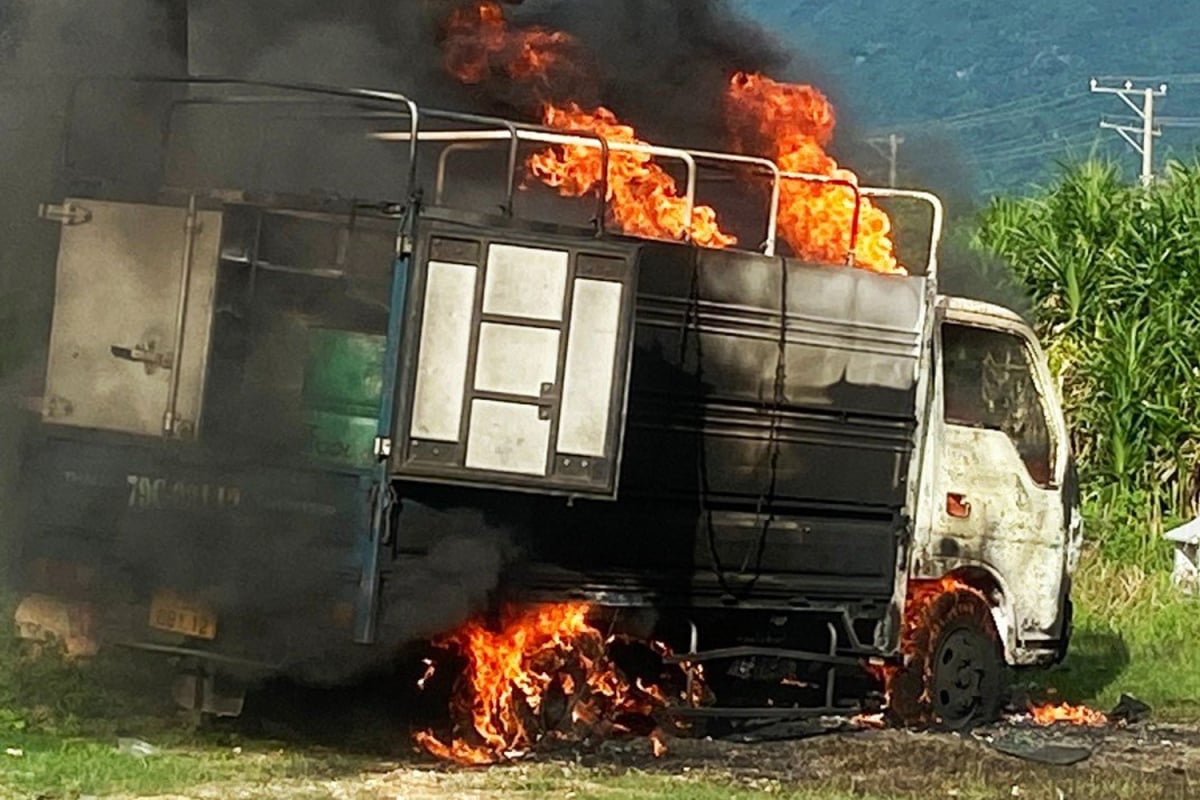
[733, 0, 1200, 196]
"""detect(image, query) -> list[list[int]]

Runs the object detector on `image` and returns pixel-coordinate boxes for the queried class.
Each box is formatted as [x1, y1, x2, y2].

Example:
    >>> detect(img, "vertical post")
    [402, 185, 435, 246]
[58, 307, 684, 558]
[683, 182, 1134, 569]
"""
[353, 472, 383, 645]
[1141, 88, 1156, 187]
[1091, 79, 1167, 185]
[888, 133, 901, 189]
[354, 227, 413, 644]
[866, 133, 904, 188]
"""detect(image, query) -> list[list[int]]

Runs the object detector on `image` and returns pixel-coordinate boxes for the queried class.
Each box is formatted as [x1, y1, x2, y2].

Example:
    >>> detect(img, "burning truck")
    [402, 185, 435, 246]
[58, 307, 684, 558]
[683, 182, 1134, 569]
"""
[8, 2, 1079, 751]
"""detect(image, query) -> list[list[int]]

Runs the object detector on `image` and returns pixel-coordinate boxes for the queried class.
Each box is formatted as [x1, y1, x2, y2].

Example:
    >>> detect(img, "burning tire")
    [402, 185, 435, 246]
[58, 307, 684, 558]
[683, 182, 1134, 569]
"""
[890, 589, 1006, 730]
[928, 611, 1005, 729]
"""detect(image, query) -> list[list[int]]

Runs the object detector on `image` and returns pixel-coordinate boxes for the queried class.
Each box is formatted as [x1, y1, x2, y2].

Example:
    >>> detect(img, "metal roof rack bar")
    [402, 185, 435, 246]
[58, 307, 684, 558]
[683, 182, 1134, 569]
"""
[375, 128, 698, 245]
[861, 187, 944, 282]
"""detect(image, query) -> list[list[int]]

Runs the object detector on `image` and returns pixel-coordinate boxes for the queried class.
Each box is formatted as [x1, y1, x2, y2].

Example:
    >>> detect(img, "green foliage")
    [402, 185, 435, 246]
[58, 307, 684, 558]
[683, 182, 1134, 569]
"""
[979, 158, 1200, 562]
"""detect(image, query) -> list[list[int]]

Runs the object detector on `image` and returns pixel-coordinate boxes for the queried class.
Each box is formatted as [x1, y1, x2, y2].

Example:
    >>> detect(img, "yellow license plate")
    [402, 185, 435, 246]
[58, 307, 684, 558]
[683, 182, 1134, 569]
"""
[148, 590, 218, 640]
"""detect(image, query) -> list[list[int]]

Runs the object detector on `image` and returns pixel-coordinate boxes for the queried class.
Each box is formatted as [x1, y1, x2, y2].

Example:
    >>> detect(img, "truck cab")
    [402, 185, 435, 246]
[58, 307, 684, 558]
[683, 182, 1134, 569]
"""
[915, 296, 1079, 665]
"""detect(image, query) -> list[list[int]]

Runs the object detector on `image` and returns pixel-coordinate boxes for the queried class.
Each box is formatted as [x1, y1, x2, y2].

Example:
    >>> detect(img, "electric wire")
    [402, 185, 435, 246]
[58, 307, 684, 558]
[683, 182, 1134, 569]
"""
[890, 91, 1089, 133]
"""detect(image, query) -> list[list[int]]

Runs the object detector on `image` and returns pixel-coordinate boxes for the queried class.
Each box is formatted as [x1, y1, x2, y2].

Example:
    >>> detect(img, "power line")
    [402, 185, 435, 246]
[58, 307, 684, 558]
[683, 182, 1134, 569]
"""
[1095, 73, 1200, 85]
[966, 120, 1096, 159]
[1091, 78, 1168, 185]
[941, 94, 1090, 131]
[964, 131, 1098, 165]
[891, 91, 1089, 133]
[1156, 116, 1200, 129]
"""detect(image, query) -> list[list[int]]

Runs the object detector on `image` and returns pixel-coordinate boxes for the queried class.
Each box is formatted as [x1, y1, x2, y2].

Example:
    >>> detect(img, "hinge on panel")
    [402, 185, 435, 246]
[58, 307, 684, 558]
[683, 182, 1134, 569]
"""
[38, 202, 92, 226]
[395, 235, 414, 258]
[373, 436, 393, 459]
[161, 412, 195, 440]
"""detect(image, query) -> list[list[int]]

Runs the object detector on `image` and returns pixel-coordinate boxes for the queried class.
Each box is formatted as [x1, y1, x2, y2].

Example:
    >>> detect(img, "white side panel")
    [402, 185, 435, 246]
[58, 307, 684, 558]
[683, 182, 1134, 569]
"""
[557, 279, 622, 457]
[42, 199, 221, 437]
[482, 244, 568, 321]
[410, 261, 478, 442]
[465, 399, 550, 475]
[474, 324, 561, 397]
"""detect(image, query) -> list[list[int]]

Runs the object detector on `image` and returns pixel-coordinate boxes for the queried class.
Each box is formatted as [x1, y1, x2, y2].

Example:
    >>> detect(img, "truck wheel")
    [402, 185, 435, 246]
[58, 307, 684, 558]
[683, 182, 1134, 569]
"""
[926, 595, 1005, 730]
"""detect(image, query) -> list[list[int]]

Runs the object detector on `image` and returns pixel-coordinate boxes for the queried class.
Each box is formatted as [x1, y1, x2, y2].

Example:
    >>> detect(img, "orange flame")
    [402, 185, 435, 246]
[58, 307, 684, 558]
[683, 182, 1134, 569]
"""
[849, 712, 887, 729]
[443, 1, 578, 86]
[868, 576, 991, 716]
[1028, 702, 1108, 727]
[650, 729, 669, 758]
[725, 72, 902, 274]
[440, 3, 902, 268]
[442, 2, 734, 248]
[531, 103, 737, 248]
[416, 603, 670, 765]
[899, 576, 989, 655]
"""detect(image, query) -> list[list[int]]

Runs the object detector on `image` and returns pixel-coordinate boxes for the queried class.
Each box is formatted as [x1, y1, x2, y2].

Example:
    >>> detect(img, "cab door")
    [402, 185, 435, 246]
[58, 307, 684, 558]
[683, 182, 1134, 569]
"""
[926, 317, 1070, 650]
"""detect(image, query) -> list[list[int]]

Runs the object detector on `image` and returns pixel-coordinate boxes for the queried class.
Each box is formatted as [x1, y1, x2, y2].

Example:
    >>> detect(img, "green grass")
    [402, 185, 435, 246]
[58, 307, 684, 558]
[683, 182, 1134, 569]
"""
[0, 733, 358, 800]
[1026, 549, 1200, 716]
[0, 622, 372, 798]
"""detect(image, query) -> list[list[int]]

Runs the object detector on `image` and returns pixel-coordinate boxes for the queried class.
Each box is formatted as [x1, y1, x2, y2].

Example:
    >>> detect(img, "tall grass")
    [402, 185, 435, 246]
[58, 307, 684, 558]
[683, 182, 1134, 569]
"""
[1029, 550, 1200, 717]
[979, 159, 1200, 565]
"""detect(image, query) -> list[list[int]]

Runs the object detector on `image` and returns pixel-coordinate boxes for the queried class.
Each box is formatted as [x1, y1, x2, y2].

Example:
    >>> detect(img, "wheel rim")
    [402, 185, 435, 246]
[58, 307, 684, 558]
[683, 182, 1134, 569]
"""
[930, 627, 991, 725]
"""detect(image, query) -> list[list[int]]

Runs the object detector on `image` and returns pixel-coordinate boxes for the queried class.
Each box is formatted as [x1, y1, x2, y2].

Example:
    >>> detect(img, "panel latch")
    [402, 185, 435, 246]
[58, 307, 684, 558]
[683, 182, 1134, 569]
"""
[38, 202, 92, 226]
[111, 344, 174, 372]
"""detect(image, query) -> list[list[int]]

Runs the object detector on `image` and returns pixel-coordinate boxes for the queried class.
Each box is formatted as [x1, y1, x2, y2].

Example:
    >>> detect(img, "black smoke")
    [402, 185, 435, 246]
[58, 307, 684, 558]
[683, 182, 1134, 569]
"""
[0, 1, 188, 596]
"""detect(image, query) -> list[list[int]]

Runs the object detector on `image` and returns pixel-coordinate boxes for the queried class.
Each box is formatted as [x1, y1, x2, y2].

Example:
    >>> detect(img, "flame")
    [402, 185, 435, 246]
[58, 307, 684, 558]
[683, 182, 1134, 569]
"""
[1027, 702, 1108, 727]
[416, 603, 670, 765]
[725, 72, 902, 274]
[417, 658, 437, 691]
[650, 729, 668, 758]
[868, 576, 993, 721]
[898, 577, 990, 656]
[850, 712, 887, 729]
[440, 4, 904, 268]
[532, 103, 737, 248]
[443, 1, 578, 86]
[440, 4, 906, 271]
[442, 2, 735, 248]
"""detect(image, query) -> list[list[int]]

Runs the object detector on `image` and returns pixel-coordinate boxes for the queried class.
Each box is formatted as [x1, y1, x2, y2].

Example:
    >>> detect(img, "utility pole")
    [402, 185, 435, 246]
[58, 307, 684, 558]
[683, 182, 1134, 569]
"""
[1090, 78, 1167, 186]
[866, 133, 904, 188]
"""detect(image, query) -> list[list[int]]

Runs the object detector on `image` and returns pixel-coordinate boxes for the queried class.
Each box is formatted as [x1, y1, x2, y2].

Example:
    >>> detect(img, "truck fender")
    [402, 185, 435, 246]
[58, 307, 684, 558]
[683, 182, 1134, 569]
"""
[921, 560, 1019, 665]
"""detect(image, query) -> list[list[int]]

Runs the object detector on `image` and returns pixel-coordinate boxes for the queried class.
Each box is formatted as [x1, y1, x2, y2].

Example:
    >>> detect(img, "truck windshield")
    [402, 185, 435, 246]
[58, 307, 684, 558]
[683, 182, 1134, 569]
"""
[942, 323, 1055, 488]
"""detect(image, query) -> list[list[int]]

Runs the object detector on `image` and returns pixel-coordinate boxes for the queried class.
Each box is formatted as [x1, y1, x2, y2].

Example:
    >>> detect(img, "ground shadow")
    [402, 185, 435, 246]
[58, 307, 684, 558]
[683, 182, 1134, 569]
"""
[1018, 628, 1131, 705]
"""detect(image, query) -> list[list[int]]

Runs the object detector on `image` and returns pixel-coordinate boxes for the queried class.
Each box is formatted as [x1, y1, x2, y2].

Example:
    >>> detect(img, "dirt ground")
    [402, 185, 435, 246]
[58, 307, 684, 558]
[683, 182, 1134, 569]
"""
[105, 719, 1200, 800]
